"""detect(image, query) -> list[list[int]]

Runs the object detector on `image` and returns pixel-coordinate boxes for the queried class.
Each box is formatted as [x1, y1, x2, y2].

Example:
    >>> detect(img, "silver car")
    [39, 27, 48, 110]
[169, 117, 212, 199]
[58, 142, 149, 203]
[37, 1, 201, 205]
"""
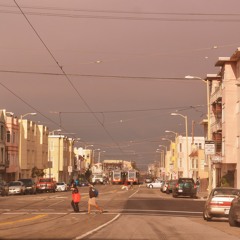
[8, 181, 26, 195]
[203, 187, 240, 221]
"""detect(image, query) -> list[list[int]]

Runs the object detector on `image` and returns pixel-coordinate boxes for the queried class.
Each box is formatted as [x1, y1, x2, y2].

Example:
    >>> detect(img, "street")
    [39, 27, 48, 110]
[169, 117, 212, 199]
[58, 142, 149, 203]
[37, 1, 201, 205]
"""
[0, 185, 239, 240]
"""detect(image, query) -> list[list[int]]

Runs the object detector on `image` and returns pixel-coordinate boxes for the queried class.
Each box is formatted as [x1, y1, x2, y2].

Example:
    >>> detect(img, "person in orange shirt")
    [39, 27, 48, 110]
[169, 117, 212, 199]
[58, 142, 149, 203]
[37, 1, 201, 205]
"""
[71, 183, 81, 213]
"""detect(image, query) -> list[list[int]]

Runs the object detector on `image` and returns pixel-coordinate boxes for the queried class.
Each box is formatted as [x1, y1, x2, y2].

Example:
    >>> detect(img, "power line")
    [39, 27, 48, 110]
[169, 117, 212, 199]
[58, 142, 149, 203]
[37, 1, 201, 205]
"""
[1, 8, 240, 22]
[1, 4, 240, 17]
[0, 70, 202, 81]
[13, 0, 126, 154]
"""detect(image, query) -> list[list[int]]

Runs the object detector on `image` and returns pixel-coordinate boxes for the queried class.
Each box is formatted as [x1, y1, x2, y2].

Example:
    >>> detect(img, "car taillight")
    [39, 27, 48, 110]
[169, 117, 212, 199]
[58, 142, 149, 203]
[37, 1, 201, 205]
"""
[210, 201, 231, 207]
[176, 184, 179, 188]
[194, 184, 197, 189]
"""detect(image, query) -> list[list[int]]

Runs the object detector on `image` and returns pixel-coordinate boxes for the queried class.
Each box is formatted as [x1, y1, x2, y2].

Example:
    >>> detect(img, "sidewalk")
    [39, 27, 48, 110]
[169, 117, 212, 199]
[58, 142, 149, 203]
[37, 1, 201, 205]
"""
[197, 190, 208, 199]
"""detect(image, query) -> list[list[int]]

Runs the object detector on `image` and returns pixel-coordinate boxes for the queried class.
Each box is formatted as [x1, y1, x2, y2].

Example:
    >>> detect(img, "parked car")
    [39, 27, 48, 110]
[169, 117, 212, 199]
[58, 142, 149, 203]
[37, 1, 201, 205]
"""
[0, 181, 9, 196]
[8, 181, 26, 195]
[203, 187, 240, 221]
[229, 191, 240, 227]
[145, 177, 153, 183]
[56, 182, 68, 191]
[78, 180, 89, 187]
[18, 178, 37, 194]
[147, 180, 163, 189]
[36, 178, 56, 193]
[172, 178, 197, 198]
[166, 179, 178, 194]
[160, 181, 168, 193]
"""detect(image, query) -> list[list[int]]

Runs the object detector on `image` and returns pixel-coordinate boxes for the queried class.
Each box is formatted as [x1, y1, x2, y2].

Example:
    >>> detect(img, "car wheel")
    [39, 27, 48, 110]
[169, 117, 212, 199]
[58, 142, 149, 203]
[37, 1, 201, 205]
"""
[172, 193, 178, 198]
[229, 209, 237, 227]
[203, 209, 212, 221]
[149, 185, 153, 189]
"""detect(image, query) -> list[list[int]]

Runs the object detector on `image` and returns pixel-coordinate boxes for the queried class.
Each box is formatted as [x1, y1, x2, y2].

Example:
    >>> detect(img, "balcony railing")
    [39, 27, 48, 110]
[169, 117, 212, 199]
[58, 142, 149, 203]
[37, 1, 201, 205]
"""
[211, 120, 222, 132]
[211, 87, 222, 103]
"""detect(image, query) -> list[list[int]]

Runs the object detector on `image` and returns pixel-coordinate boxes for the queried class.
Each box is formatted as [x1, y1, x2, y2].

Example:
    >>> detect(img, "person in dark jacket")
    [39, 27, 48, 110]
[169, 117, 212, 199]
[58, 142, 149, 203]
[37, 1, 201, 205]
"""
[71, 183, 81, 212]
[88, 184, 103, 214]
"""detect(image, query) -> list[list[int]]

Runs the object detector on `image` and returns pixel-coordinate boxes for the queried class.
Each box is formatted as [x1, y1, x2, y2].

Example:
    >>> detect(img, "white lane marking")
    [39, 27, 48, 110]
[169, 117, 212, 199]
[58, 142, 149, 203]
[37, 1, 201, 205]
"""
[74, 213, 121, 240]
[129, 190, 139, 199]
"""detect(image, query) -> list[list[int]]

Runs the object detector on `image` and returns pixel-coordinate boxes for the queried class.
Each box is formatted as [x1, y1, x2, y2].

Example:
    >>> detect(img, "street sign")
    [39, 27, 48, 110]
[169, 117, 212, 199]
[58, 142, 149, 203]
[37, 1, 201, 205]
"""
[205, 140, 215, 155]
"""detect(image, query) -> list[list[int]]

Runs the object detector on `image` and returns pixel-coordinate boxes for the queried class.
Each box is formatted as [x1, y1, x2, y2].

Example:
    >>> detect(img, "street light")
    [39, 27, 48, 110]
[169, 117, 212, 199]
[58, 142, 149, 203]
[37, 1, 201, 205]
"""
[85, 144, 93, 149]
[162, 137, 172, 143]
[165, 130, 178, 137]
[18, 112, 37, 179]
[185, 75, 211, 139]
[159, 144, 167, 151]
[185, 75, 212, 192]
[171, 112, 189, 177]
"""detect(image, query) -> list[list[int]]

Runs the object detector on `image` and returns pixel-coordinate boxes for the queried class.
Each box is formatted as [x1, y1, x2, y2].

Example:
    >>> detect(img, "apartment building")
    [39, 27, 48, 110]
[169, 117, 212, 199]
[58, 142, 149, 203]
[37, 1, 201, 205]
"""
[0, 110, 6, 181]
[35, 124, 49, 173]
[5, 112, 19, 181]
[207, 48, 240, 188]
[175, 135, 205, 179]
[48, 135, 75, 183]
[18, 118, 48, 179]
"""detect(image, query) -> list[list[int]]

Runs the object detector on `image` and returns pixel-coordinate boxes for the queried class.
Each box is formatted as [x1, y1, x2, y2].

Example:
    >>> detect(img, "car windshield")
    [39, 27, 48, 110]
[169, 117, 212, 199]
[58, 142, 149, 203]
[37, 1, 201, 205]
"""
[39, 179, 52, 182]
[19, 179, 31, 184]
[9, 182, 21, 186]
[213, 188, 240, 196]
[57, 182, 64, 185]
[179, 179, 194, 184]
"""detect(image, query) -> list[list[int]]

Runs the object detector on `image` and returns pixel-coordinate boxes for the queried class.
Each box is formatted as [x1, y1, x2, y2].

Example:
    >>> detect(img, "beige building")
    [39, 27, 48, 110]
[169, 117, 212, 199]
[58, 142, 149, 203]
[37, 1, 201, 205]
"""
[48, 135, 75, 183]
[18, 118, 48, 179]
[207, 48, 240, 188]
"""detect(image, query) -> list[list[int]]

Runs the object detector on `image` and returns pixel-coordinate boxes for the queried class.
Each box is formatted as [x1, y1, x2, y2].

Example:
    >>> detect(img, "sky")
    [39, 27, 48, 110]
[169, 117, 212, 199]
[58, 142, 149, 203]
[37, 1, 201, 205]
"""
[1, 0, 240, 170]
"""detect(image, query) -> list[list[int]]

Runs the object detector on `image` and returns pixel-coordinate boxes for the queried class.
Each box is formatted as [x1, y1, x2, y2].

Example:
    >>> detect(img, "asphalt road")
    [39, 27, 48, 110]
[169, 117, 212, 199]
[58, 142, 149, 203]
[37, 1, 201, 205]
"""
[0, 184, 239, 240]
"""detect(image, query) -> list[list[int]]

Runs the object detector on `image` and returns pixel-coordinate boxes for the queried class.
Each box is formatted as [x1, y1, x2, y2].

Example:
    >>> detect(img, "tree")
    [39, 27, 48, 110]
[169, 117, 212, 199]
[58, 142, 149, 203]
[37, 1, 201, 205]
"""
[85, 168, 92, 182]
[31, 167, 44, 178]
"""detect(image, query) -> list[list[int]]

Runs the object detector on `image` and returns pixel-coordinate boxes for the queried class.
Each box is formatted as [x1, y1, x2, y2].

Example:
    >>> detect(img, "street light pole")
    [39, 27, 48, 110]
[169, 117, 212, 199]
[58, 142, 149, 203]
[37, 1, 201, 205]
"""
[171, 112, 189, 177]
[185, 75, 212, 192]
[158, 144, 167, 168]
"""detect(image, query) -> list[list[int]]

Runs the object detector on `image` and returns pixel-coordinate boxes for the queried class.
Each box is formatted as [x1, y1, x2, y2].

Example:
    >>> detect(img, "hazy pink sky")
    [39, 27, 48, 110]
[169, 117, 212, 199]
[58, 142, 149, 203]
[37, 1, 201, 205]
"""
[1, 0, 240, 169]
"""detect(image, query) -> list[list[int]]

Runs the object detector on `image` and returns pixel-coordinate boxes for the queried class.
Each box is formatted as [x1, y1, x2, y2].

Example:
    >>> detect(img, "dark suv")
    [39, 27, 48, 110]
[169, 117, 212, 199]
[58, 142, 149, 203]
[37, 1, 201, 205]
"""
[0, 181, 9, 196]
[18, 178, 37, 194]
[172, 178, 197, 198]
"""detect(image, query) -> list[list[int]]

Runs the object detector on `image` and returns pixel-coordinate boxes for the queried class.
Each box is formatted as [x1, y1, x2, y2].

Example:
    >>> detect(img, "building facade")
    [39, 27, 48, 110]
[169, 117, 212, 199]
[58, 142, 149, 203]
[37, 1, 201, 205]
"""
[48, 135, 74, 183]
[5, 112, 19, 181]
[207, 48, 240, 188]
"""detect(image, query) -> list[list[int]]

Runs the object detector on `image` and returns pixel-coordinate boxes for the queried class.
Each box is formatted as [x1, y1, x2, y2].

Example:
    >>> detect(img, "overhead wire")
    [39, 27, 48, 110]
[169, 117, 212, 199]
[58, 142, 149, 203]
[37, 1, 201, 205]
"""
[1, 4, 240, 22]
[0, 70, 203, 81]
[13, 0, 125, 153]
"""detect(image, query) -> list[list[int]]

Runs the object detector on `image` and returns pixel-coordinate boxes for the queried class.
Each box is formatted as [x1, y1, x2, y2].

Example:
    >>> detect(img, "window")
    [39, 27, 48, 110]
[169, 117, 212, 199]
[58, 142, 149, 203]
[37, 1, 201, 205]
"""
[0, 125, 3, 141]
[6, 131, 10, 143]
[179, 158, 182, 168]
[192, 159, 194, 169]
[1, 148, 3, 163]
[13, 131, 15, 144]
